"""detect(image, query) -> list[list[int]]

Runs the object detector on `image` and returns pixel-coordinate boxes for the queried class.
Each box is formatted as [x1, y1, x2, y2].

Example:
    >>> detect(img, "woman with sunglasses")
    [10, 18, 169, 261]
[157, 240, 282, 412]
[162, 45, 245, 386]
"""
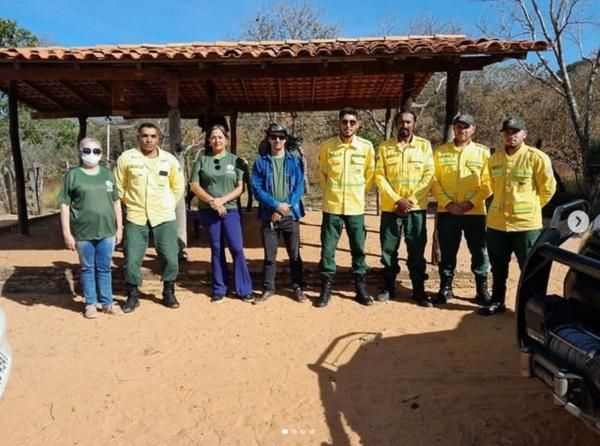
[59, 137, 123, 318]
[190, 125, 253, 303]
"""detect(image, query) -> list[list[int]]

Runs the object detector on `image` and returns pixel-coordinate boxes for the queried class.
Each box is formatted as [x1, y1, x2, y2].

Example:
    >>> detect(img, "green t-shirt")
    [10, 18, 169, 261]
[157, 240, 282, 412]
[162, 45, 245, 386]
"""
[58, 166, 119, 241]
[191, 152, 244, 209]
[270, 154, 288, 203]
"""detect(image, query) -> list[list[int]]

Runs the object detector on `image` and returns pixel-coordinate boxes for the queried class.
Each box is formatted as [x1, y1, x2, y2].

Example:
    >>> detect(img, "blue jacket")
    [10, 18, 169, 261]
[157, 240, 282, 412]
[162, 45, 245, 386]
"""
[251, 150, 305, 221]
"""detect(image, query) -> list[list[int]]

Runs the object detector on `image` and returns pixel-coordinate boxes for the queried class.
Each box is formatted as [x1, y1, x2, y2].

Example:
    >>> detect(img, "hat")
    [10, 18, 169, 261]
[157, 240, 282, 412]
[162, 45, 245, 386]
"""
[453, 114, 475, 126]
[500, 117, 526, 131]
[265, 123, 288, 135]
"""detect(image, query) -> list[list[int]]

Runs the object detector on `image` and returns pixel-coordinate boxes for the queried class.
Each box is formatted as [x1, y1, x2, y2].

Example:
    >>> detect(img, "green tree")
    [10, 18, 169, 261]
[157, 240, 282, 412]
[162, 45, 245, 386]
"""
[0, 18, 39, 47]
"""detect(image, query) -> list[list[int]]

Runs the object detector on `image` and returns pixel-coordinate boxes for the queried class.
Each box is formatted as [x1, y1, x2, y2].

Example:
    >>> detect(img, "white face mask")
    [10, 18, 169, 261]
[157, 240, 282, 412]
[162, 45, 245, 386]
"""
[81, 153, 101, 167]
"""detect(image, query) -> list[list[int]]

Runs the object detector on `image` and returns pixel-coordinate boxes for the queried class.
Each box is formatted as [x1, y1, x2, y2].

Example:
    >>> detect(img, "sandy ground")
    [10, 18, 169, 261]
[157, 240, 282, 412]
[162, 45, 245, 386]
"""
[0, 210, 598, 446]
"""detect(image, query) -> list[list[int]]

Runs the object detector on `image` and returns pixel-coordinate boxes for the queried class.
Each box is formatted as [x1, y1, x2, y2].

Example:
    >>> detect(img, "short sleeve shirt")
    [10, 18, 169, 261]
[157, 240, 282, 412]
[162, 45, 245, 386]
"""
[190, 152, 244, 209]
[58, 166, 119, 241]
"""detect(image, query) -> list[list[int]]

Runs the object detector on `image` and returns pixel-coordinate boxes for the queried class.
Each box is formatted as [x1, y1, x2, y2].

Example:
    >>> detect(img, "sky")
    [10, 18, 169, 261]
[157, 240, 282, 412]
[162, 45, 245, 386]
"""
[1, 0, 599, 63]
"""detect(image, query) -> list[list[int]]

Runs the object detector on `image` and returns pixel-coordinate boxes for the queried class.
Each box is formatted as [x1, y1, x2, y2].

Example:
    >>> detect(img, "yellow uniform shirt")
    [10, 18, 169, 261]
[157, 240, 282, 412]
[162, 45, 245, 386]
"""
[115, 147, 185, 227]
[318, 135, 375, 216]
[431, 140, 491, 215]
[375, 135, 434, 212]
[487, 143, 556, 232]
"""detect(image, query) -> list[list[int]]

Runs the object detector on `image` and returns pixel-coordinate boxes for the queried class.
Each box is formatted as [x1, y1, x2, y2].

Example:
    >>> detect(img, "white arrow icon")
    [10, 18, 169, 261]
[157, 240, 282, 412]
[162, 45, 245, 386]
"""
[567, 210, 590, 234]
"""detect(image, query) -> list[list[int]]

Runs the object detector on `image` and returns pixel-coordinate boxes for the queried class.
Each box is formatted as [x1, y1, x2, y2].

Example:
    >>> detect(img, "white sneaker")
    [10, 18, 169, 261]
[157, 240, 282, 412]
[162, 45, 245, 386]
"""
[102, 304, 123, 316]
[84, 304, 99, 319]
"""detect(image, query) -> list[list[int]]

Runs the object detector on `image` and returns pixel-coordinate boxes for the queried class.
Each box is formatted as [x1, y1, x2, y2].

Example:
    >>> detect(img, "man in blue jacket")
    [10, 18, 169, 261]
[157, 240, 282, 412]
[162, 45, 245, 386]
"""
[251, 123, 306, 303]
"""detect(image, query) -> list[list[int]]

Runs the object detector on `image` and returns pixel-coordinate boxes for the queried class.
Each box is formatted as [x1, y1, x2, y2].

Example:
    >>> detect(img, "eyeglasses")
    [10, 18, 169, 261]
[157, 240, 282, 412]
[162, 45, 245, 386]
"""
[341, 119, 357, 126]
[269, 134, 286, 141]
[213, 158, 221, 170]
[81, 148, 102, 155]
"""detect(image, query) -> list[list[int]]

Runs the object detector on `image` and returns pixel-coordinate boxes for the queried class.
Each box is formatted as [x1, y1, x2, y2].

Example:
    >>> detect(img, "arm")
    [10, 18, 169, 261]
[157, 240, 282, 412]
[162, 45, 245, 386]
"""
[60, 204, 76, 251]
[364, 144, 375, 192]
[467, 151, 492, 207]
[318, 144, 327, 190]
[374, 146, 401, 204]
[408, 143, 434, 206]
[286, 156, 305, 209]
[113, 199, 123, 245]
[535, 153, 557, 207]
[430, 150, 453, 210]
[114, 155, 127, 199]
[170, 158, 185, 202]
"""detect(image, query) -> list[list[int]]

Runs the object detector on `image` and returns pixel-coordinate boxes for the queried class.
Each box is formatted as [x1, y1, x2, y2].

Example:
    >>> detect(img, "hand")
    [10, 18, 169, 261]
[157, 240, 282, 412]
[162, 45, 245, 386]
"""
[217, 205, 227, 217]
[63, 233, 76, 251]
[445, 202, 464, 216]
[458, 201, 474, 213]
[271, 212, 282, 223]
[115, 227, 123, 245]
[394, 198, 413, 216]
[277, 203, 290, 216]
[211, 197, 225, 209]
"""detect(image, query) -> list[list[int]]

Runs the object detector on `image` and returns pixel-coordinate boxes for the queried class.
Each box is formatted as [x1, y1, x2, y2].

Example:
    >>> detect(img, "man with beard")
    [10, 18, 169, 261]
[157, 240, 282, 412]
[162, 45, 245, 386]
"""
[430, 114, 492, 306]
[115, 123, 185, 312]
[480, 117, 556, 316]
[315, 107, 375, 307]
[375, 111, 434, 307]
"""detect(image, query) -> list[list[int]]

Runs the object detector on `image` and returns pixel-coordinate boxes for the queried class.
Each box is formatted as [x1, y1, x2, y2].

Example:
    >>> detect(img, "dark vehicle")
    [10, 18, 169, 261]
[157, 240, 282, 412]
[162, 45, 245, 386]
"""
[517, 199, 600, 434]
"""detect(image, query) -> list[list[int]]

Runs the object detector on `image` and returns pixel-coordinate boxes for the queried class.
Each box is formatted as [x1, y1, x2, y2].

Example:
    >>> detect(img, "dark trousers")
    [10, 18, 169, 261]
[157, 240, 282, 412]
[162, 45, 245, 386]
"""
[123, 219, 179, 286]
[261, 216, 303, 291]
[380, 210, 427, 282]
[486, 227, 541, 302]
[437, 213, 489, 280]
[199, 209, 253, 296]
[319, 213, 368, 278]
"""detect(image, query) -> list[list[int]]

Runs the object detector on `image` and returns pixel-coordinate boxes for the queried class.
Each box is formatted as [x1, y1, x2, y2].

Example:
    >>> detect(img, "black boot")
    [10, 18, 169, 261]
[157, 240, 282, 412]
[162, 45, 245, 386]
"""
[412, 281, 433, 308]
[434, 276, 453, 304]
[376, 274, 396, 302]
[355, 276, 374, 306]
[314, 276, 333, 308]
[122, 283, 140, 313]
[162, 281, 180, 309]
[474, 276, 492, 305]
[479, 280, 506, 316]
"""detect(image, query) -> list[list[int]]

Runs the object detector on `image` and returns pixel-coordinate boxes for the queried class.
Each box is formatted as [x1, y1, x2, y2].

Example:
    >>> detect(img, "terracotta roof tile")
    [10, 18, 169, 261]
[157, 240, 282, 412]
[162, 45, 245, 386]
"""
[0, 36, 550, 62]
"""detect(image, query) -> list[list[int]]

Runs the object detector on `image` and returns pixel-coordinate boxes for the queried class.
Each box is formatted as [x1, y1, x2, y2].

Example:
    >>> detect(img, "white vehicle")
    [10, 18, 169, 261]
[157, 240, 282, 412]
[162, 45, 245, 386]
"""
[0, 304, 12, 398]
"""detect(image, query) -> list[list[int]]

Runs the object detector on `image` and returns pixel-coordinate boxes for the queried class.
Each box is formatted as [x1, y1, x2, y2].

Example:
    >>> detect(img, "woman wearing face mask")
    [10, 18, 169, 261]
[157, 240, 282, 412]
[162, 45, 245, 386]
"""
[59, 137, 123, 318]
[190, 125, 253, 303]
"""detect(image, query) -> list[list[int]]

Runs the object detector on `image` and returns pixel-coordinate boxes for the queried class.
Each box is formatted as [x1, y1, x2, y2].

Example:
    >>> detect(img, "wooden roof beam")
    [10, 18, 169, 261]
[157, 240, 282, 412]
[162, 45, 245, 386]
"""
[240, 79, 250, 105]
[135, 80, 161, 106]
[21, 80, 67, 110]
[31, 98, 422, 119]
[57, 80, 97, 109]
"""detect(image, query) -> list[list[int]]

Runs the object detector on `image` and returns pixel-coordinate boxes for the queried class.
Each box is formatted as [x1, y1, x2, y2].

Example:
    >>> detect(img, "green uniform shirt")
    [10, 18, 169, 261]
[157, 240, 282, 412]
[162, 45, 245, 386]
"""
[270, 154, 288, 203]
[190, 152, 244, 209]
[58, 166, 119, 241]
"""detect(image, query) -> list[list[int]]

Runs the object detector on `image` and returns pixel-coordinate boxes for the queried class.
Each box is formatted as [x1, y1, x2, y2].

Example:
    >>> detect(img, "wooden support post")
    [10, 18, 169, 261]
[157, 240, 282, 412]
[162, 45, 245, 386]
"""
[8, 81, 30, 235]
[444, 70, 461, 142]
[400, 73, 415, 111]
[230, 111, 238, 154]
[77, 116, 87, 144]
[167, 74, 187, 252]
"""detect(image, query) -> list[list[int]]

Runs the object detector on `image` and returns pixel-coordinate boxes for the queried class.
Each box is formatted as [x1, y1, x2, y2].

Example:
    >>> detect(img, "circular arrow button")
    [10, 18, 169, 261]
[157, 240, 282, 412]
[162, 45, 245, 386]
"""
[567, 210, 590, 234]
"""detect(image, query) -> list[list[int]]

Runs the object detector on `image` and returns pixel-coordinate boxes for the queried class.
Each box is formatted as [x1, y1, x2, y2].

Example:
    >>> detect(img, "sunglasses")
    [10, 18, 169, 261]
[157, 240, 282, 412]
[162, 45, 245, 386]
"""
[213, 158, 221, 170]
[81, 147, 102, 155]
[269, 134, 286, 141]
[341, 119, 357, 126]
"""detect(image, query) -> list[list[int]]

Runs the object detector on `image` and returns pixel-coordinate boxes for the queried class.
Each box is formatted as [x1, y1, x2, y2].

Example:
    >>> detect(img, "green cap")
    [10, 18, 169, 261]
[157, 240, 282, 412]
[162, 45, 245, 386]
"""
[500, 117, 526, 131]
[453, 114, 475, 126]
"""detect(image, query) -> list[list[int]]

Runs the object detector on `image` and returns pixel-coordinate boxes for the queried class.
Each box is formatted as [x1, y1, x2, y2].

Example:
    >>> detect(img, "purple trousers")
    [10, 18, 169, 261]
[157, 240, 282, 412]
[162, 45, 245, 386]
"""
[199, 208, 253, 297]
